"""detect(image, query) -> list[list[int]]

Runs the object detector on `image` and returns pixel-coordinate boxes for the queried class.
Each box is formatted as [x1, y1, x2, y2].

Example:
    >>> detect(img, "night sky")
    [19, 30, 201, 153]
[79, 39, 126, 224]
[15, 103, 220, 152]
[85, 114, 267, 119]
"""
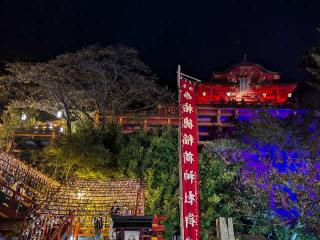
[0, 0, 319, 86]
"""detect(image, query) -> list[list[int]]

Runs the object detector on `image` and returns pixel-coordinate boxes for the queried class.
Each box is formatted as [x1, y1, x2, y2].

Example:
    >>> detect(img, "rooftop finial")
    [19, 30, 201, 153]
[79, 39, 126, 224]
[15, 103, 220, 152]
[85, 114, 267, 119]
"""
[243, 54, 247, 61]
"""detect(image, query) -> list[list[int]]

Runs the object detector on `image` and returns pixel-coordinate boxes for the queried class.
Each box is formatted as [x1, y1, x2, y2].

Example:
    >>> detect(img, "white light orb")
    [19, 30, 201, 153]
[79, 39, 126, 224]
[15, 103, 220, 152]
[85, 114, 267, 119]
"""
[56, 111, 63, 118]
[21, 113, 27, 121]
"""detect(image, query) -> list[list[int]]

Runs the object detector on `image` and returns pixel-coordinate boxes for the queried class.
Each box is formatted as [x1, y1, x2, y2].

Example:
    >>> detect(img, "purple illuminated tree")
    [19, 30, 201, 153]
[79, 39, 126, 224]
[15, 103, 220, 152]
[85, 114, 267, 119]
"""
[238, 112, 320, 235]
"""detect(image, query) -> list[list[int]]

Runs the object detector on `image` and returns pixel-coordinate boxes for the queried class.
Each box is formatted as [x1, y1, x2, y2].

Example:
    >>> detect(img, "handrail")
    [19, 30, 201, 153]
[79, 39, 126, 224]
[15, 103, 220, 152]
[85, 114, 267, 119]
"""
[19, 188, 61, 239]
[21, 213, 71, 240]
[0, 180, 36, 216]
[49, 214, 74, 240]
[1, 162, 51, 199]
[0, 151, 60, 188]
[19, 198, 49, 239]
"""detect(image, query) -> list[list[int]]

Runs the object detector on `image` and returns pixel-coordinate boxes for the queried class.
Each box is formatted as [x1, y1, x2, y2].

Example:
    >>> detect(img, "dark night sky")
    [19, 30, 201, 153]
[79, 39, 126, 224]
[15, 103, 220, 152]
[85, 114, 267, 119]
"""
[0, 0, 320, 86]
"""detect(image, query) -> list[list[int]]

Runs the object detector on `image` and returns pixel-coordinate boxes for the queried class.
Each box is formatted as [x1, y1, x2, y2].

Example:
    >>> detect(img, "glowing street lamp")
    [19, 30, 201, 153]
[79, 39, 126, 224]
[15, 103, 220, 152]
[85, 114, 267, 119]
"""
[56, 111, 63, 118]
[77, 192, 83, 199]
[21, 113, 27, 121]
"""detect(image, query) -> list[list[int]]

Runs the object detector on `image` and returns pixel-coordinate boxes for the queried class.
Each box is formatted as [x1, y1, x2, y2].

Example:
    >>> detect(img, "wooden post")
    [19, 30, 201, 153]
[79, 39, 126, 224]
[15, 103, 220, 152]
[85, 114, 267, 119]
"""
[6, 131, 14, 153]
[143, 119, 148, 131]
[57, 228, 62, 240]
[68, 215, 74, 237]
[118, 116, 123, 126]
[74, 222, 81, 240]
[121, 228, 124, 240]
[216, 217, 235, 240]
[227, 218, 235, 240]
[216, 218, 220, 240]
[217, 108, 222, 132]
[177, 65, 184, 240]
[276, 89, 280, 104]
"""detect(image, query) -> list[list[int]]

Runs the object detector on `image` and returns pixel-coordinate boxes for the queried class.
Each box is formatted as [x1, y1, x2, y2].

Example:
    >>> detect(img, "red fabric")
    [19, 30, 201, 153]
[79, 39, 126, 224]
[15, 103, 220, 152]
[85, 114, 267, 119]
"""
[179, 78, 200, 240]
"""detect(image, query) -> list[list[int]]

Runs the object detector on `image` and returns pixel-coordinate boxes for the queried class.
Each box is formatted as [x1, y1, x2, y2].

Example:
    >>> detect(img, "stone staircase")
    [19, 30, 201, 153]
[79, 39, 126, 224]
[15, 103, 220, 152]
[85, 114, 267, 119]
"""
[0, 151, 146, 239]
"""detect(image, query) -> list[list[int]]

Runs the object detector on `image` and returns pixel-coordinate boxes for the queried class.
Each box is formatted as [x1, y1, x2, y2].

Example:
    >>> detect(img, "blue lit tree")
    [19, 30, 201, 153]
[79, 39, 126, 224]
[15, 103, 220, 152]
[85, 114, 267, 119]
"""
[238, 112, 320, 236]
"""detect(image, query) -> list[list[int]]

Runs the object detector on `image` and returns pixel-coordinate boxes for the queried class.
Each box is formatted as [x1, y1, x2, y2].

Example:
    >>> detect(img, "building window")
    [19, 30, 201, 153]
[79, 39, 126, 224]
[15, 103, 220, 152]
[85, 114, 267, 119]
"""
[240, 78, 249, 91]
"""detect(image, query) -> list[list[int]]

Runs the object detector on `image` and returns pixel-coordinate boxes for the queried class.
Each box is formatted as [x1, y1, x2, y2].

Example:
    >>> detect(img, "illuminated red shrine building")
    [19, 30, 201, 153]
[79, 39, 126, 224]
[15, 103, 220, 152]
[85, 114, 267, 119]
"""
[112, 60, 298, 142]
[6, 61, 299, 153]
[195, 60, 297, 141]
[196, 60, 296, 105]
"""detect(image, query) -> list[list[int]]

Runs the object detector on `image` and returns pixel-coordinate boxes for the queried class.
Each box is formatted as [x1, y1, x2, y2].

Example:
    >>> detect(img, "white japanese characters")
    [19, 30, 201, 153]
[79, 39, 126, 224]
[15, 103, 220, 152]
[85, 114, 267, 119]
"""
[183, 117, 194, 129]
[184, 171, 196, 184]
[185, 212, 196, 228]
[185, 191, 196, 205]
[182, 103, 193, 114]
[180, 79, 199, 240]
[183, 91, 192, 100]
[183, 151, 194, 164]
[182, 134, 194, 146]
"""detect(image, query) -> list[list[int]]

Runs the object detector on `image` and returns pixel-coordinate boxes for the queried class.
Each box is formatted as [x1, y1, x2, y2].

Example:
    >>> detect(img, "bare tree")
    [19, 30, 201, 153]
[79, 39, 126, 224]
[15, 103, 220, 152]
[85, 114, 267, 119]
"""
[5, 59, 78, 134]
[3, 44, 174, 131]
[67, 44, 172, 128]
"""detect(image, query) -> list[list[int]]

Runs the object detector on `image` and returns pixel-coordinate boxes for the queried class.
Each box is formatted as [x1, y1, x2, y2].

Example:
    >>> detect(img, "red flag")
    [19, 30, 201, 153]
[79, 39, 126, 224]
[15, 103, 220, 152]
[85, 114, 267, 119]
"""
[179, 78, 200, 240]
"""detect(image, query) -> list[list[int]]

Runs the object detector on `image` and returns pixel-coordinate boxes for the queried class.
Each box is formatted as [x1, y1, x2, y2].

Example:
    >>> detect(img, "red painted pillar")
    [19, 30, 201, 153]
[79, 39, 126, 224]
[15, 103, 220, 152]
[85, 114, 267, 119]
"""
[74, 222, 81, 240]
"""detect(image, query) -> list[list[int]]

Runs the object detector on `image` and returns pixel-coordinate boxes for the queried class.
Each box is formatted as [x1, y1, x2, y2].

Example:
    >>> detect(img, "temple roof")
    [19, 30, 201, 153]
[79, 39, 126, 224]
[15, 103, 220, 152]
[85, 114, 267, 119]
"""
[222, 59, 279, 73]
[213, 60, 281, 82]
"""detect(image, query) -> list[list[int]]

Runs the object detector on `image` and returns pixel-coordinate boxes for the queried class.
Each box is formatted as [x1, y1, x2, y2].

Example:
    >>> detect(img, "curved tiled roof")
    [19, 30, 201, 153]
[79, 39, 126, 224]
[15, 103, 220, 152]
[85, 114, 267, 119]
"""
[214, 60, 280, 75]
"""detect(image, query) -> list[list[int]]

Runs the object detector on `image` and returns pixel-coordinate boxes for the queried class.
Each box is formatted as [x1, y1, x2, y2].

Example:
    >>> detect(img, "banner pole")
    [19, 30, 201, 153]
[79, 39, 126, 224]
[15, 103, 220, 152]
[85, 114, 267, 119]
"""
[177, 64, 184, 240]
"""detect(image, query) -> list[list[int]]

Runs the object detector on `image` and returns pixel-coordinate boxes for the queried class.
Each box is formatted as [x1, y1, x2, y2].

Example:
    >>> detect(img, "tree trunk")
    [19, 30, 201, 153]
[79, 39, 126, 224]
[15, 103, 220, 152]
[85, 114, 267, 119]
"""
[63, 104, 72, 135]
[53, 163, 58, 179]
[65, 166, 71, 181]
[100, 106, 106, 130]
[66, 118, 72, 135]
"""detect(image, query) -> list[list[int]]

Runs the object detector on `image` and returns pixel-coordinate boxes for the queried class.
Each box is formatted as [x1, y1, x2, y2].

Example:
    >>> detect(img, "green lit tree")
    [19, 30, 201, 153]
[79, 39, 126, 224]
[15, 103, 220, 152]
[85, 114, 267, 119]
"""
[143, 128, 179, 238]
[199, 140, 242, 239]
[0, 106, 38, 148]
[31, 126, 113, 181]
[117, 127, 180, 237]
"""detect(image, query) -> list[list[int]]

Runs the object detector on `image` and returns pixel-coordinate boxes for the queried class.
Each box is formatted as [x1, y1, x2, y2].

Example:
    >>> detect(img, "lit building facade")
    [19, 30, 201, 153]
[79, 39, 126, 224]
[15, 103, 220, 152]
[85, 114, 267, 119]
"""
[7, 61, 298, 152]
[115, 60, 297, 141]
[196, 60, 297, 140]
[196, 60, 296, 105]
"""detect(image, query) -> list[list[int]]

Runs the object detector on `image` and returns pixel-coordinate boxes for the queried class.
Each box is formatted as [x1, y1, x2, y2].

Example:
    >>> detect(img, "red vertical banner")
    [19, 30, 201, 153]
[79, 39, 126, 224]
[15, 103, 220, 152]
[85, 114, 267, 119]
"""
[179, 78, 200, 240]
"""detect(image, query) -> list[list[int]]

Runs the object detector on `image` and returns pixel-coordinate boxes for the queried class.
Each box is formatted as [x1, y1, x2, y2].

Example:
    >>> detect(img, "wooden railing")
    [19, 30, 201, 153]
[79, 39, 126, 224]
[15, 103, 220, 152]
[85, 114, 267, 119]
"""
[49, 215, 74, 240]
[152, 215, 166, 239]
[0, 180, 37, 218]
